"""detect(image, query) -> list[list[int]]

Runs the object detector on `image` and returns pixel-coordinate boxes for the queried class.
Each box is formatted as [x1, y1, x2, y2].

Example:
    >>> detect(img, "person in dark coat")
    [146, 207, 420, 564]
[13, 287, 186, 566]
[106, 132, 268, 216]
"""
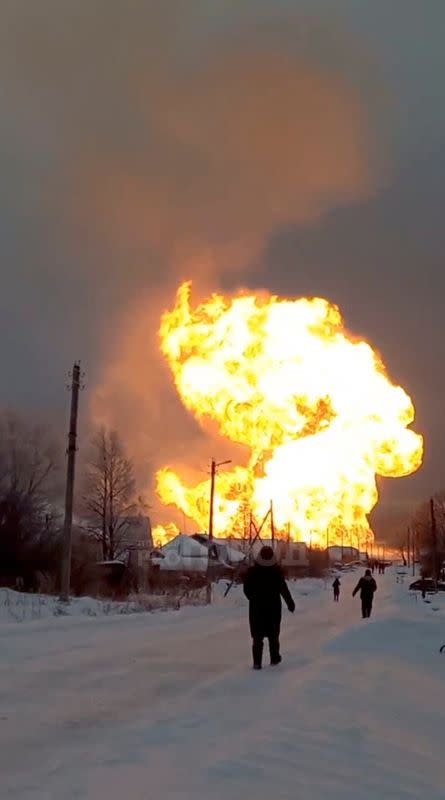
[243, 545, 295, 669]
[332, 577, 341, 602]
[352, 569, 377, 618]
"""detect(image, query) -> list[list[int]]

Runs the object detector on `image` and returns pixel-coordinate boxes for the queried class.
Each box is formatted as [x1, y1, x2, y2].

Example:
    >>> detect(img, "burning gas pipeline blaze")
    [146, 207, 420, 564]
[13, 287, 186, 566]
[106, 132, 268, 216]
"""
[152, 522, 180, 547]
[155, 282, 423, 548]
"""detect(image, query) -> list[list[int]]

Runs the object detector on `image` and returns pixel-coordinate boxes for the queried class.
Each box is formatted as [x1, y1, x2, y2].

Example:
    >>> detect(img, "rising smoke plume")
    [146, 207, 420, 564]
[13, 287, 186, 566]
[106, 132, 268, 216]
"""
[0, 2, 386, 510]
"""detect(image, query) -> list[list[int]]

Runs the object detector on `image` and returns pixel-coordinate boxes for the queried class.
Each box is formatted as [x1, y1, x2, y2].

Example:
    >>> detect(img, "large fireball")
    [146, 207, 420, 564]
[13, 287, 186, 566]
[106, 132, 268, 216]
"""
[156, 282, 423, 547]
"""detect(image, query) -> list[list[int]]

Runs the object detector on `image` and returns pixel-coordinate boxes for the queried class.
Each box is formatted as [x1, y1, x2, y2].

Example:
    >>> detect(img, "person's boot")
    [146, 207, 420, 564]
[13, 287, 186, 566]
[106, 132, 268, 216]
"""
[269, 637, 281, 666]
[252, 640, 263, 670]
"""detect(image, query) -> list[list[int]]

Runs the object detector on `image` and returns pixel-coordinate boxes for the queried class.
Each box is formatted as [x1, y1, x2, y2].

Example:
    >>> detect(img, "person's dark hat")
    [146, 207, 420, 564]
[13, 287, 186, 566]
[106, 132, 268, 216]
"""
[365, 568, 372, 576]
[257, 545, 275, 564]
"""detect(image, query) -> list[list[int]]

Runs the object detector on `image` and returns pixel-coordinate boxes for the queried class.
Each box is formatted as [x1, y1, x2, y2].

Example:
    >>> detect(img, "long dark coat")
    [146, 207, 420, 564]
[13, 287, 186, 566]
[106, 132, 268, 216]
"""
[352, 575, 377, 599]
[243, 562, 295, 637]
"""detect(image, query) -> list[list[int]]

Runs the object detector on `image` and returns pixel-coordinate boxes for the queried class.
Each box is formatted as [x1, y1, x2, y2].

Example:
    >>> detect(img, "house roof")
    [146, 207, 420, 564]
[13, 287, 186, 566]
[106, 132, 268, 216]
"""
[161, 534, 208, 557]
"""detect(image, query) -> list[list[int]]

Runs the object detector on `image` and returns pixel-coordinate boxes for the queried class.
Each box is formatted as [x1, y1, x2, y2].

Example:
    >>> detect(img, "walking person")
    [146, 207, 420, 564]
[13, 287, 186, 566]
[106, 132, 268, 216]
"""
[352, 569, 377, 619]
[243, 545, 295, 670]
[332, 577, 341, 602]
[420, 570, 427, 600]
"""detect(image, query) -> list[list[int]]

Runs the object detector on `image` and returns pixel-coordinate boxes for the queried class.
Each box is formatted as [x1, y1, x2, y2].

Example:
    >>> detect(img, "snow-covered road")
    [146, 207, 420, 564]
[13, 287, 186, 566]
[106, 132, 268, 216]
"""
[1, 570, 445, 799]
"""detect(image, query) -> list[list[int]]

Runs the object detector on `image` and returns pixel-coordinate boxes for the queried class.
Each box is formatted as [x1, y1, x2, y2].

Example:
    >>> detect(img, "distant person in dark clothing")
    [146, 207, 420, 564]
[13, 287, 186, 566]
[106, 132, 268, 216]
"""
[243, 546, 295, 669]
[332, 577, 341, 602]
[352, 569, 377, 618]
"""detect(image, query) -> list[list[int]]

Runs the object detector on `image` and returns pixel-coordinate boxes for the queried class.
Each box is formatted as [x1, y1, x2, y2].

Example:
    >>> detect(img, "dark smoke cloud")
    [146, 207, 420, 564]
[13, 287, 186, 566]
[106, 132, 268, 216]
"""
[0, 1, 381, 274]
[0, 1, 384, 507]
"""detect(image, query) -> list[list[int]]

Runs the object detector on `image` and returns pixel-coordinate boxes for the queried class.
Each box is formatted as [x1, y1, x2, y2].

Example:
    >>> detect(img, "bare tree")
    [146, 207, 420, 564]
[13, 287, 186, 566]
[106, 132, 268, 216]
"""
[404, 492, 445, 579]
[0, 412, 60, 500]
[0, 411, 62, 587]
[82, 428, 137, 560]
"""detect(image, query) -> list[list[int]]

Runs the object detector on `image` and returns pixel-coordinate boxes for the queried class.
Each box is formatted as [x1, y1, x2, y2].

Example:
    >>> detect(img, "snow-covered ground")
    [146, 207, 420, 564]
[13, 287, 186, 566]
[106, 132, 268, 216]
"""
[0, 587, 202, 623]
[1, 569, 445, 799]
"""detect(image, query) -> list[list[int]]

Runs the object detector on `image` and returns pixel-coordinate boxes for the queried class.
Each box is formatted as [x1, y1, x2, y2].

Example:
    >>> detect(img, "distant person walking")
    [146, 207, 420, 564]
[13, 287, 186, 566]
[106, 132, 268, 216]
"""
[243, 546, 295, 670]
[332, 577, 341, 602]
[352, 569, 377, 619]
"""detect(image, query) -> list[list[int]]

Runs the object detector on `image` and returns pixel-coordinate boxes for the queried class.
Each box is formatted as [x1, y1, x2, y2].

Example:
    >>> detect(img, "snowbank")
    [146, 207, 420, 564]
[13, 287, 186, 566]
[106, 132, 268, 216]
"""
[0, 587, 183, 624]
[0, 576, 325, 624]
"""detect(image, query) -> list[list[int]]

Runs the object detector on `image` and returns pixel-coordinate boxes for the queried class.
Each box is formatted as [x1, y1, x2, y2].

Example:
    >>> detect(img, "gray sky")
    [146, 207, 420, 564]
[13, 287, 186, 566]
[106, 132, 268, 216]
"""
[1, 1, 444, 530]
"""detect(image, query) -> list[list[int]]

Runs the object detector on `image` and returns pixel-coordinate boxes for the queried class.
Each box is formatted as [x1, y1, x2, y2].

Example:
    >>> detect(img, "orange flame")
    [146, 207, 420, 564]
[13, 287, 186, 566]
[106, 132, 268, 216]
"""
[156, 282, 423, 547]
[152, 522, 180, 547]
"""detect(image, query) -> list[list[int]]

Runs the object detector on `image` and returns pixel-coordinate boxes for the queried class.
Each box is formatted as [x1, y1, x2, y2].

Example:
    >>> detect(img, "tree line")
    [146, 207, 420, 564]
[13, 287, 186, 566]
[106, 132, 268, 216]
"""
[0, 411, 145, 593]
[385, 492, 445, 578]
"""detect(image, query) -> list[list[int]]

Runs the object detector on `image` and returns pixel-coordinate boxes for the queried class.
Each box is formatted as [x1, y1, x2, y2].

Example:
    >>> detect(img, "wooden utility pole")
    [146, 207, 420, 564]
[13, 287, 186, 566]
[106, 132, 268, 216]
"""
[206, 459, 217, 605]
[60, 362, 81, 601]
[430, 497, 438, 592]
[270, 500, 275, 549]
[206, 458, 231, 604]
[208, 460, 216, 541]
[407, 527, 411, 568]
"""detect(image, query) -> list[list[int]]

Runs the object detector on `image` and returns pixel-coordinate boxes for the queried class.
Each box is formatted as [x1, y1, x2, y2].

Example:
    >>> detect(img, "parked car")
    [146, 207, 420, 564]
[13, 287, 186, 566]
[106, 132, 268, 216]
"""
[409, 578, 445, 592]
